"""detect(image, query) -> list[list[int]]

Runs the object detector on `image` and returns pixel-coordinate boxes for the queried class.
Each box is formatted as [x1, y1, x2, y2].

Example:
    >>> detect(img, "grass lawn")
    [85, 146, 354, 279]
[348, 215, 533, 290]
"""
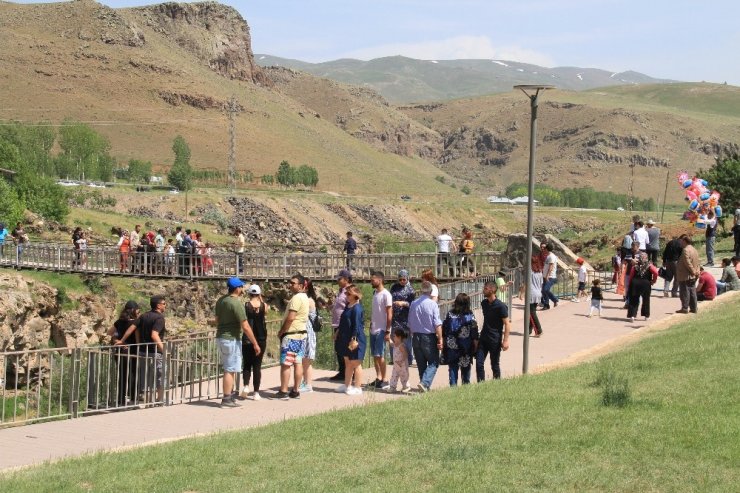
[2, 300, 739, 492]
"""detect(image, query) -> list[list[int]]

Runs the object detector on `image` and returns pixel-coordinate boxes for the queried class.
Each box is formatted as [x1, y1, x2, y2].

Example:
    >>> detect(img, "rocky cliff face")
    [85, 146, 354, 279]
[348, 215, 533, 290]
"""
[132, 1, 269, 85]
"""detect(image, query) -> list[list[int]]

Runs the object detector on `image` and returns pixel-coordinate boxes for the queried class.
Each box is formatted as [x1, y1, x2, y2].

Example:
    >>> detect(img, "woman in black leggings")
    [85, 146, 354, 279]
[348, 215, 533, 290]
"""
[627, 252, 659, 323]
[243, 284, 268, 400]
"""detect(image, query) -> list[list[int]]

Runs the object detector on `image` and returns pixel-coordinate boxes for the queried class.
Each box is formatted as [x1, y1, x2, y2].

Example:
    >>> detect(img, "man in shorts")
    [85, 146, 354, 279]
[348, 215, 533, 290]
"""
[370, 271, 392, 389]
[275, 274, 309, 400]
[136, 295, 167, 403]
[215, 277, 260, 408]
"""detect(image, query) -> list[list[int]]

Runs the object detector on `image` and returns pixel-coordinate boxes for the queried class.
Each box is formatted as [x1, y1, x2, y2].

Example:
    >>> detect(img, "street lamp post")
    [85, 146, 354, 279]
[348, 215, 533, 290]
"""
[514, 84, 554, 375]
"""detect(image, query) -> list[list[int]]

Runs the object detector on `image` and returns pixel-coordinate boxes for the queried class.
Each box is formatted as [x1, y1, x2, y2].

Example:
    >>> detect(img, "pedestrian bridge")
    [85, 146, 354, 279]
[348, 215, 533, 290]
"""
[0, 243, 503, 281]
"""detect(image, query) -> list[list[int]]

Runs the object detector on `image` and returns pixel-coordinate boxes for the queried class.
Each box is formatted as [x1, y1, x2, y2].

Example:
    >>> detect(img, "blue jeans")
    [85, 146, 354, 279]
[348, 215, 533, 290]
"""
[541, 278, 558, 307]
[412, 333, 439, 389]
[706, 236, 715, 264]
[476, 334, 502, 381]
[448, 360, 471, 386]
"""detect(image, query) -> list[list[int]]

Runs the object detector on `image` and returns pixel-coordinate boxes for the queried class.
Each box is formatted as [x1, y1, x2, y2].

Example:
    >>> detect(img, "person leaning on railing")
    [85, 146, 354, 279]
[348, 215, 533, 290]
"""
[108, 300, 140, 407]
[136, 295, 167, 403]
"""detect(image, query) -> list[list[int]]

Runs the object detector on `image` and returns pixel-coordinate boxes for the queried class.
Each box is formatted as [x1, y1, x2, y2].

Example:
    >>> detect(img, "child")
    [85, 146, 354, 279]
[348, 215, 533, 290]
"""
[388, 329, 410, 393]
[164, 239, 175, 275]
[588, 279, 603, 317]
[576, 258, 587, 302]
[75, 231, 88, 268]
[203, 242, 214, 275]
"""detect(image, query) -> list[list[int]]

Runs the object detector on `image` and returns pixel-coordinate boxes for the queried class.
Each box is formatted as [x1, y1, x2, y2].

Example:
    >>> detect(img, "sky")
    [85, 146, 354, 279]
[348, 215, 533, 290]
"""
[14, 0, 740, 84]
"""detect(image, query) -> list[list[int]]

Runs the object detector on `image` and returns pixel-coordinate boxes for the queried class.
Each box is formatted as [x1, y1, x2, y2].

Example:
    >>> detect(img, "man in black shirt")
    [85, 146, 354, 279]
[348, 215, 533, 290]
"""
[343, 231, 357, 271]
[476, 281, 511, 382]
[662, 236, 683, 298]
[137, 295, 167, 403]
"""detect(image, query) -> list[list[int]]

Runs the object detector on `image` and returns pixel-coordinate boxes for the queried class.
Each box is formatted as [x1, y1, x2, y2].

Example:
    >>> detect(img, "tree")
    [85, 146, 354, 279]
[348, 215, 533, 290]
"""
[168, 135, 192, 191]
[276, 160, 291, 186]
[0, 178, 24, 226]
[58, 121, 113, 181]
[700, 151, 740, 214]
[12, 172, 69, 222]
[126, 159, 153, 183]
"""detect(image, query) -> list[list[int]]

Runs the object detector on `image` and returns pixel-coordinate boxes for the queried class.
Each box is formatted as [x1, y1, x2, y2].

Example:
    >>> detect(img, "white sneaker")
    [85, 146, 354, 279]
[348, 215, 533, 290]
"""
[345, 386, 363, 396]
[335, 384, 347, 393]
[629, 316, 635, 323]
[239, 388, 250, 399]
[644, 317, 649, 322]
[401, 386, 412, 393]
[251, 392, 261, 401]
[587, 314, 592, 318]
[417, 383, 428, 393]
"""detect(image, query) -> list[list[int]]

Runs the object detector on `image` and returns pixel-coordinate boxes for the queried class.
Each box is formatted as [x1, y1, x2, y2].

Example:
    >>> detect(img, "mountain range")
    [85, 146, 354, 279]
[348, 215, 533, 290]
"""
[255, 54, 677, 103]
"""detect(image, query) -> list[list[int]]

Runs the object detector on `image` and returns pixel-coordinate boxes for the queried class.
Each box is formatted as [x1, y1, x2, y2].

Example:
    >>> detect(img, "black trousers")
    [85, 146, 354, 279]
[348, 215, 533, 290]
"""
[242, 340, 266, 392]
[529, 303, 542, 335]
[476, 333, 502, 381]
[627, 277, 652, 318]
[334, 329, 346, 374]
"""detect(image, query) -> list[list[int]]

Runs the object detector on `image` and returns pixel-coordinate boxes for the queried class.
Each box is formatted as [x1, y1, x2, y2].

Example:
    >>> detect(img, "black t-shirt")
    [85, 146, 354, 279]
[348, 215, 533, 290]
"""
[245, 302, 267, 343]
[137, 310, 166, 353]
[591, 286, 603, 300]
[480, 298, 508, 338]
[113, 318, 137, 346]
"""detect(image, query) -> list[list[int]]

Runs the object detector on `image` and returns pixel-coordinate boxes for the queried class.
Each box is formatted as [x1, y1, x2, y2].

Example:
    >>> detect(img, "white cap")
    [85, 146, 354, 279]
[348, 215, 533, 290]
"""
[247, 284, 261, 295]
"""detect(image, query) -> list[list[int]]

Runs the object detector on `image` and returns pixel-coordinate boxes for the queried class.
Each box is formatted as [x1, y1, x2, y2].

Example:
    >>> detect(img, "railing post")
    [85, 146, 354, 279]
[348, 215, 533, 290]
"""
[68, 348, 81, 419]
[57, 246, 61, 271]
[164, 341, 171, 406]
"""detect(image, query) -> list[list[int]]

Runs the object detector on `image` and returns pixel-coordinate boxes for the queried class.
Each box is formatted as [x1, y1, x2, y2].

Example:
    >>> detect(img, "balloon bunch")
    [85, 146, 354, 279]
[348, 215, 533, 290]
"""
[677, 172, 722, 229]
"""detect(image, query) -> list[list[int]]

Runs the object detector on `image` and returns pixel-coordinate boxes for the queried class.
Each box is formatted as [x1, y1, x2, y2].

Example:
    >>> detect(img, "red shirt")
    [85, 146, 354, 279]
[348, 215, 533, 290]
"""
[697, 271, 716, 300]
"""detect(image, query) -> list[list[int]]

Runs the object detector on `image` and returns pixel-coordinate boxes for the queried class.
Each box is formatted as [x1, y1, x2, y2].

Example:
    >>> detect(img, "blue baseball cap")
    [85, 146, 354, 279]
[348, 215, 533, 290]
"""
[227, 277, 245, 289]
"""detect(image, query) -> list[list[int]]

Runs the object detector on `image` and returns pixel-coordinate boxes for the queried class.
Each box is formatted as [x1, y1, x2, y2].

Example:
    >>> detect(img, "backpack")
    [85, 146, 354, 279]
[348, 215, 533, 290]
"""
[311, 312, 323, 332]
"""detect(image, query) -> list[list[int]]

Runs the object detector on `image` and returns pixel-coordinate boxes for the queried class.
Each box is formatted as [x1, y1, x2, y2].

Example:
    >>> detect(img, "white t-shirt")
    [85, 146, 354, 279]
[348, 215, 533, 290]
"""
[437, 234, 453, 253]
[544, 253, 558, 279]
[632, 227, 649, 251]
[578, 265, 587, 283]
[371, 288, 393, 334]
[431, 283, 439, 298]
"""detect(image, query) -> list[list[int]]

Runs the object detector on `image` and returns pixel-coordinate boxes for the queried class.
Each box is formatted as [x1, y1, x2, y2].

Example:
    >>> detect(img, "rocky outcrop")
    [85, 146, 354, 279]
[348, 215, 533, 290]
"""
[133, 2, 270, 85]
[0, 274, 58, 353]
[441, 126, 518, 167]
[158, 90, 244, 111]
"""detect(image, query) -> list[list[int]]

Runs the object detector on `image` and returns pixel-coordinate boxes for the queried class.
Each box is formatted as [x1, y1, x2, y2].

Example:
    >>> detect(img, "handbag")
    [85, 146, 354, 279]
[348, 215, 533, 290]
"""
[312, 313, 323, 332]
[348, 337, 359, 351]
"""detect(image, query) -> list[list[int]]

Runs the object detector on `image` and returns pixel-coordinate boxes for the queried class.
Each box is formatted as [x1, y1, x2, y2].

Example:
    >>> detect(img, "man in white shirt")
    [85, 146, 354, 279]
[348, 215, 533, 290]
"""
[632, 221, 649, 253]
[541, 243, 559, 309]
[235, 227, 245, 274]
[370, 271, 392, 389]
[436, 228, 454, 277]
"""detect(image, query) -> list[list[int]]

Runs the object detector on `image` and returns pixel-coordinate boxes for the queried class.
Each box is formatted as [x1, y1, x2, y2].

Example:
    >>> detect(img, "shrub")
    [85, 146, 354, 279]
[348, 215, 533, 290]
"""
[461, 185, 471, 195]
[594, 367, 631, 407]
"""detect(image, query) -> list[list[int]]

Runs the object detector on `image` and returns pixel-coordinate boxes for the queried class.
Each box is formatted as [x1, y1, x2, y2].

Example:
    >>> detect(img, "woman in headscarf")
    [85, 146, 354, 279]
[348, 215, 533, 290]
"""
[626, 251, 659, 323]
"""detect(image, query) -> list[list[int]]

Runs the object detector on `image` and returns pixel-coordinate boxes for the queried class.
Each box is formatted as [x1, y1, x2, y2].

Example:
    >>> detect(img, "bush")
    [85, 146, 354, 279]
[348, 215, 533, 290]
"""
[13, 172, 69, 222]
[435, 175, 446, 184]
[461, 185, 471, 195]
[200, 209, 229, 231]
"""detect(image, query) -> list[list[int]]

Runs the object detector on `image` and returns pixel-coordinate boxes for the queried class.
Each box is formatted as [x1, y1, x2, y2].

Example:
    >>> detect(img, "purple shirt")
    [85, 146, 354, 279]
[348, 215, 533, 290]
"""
[331, 287, 348, 328]
[408, 295, 442, 335]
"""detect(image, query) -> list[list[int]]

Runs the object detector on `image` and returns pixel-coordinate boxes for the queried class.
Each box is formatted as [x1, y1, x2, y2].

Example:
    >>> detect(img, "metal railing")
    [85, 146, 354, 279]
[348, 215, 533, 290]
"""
[0, 321, 284, 428]
[0, 243, 503, 281]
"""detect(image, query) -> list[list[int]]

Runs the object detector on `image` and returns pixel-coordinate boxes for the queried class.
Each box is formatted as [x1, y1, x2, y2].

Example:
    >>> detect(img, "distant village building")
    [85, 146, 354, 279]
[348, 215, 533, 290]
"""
[511, 196, 539, 205]
[150, 176, 163, 184]
[487, 195, 514, 204]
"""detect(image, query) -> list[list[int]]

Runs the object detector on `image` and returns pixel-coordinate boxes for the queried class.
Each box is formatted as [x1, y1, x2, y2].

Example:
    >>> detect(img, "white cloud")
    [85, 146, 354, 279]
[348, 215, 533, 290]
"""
[340, 35, 555, 66]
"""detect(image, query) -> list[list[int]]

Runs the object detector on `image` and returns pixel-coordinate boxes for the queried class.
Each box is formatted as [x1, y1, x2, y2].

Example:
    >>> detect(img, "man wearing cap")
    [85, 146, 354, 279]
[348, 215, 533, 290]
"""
[370, 271, 392, 389]
[646, 220, 660, 265]
[215, 277, 260, 408]
[276, 273, 309, 400]
[390, 269, 415, 366]
[330, 269, 352, 381]
[407, 281, 443, 392]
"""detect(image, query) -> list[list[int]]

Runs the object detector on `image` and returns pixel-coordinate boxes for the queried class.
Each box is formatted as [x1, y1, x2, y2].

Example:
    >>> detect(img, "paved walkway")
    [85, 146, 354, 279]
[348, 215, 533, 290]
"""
[1, 276, 733, 472]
